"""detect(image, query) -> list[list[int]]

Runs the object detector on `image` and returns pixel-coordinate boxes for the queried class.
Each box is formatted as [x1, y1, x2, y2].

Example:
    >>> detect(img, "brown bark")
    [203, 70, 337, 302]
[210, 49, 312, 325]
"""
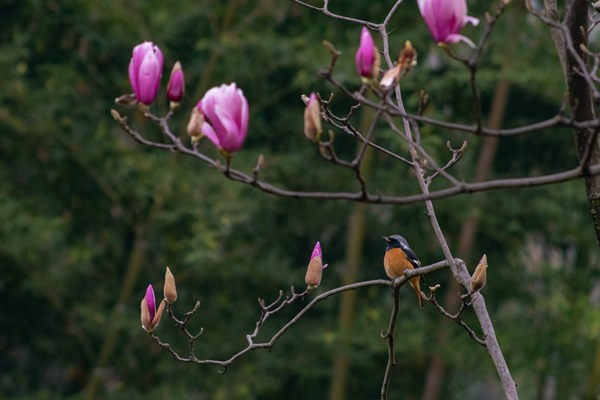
[562, 3, 600, 396]
[564, 1, 600, 246]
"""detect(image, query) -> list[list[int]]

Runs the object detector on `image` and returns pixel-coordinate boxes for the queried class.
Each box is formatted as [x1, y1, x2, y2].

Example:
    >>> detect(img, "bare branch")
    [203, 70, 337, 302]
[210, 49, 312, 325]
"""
[428, 289, 486, 346]
[113, 111, 600, 208]
[146, 259, 450, 372]
[290, 0, 374, 27]
[380, 284, 400, 400]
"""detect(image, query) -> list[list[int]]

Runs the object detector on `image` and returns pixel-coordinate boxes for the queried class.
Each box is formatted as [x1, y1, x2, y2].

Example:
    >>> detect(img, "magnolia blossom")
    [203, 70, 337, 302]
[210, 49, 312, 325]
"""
[303, 93, 322, 142]
[128, 41, 164, 105]
[195, 83, 249, 155]
[355, 27, 379, 79]
[140, 284, 165, 331]
[417, 0, 479, 47]
[166, 61, 185, 103]
[305, 241, 328, 290]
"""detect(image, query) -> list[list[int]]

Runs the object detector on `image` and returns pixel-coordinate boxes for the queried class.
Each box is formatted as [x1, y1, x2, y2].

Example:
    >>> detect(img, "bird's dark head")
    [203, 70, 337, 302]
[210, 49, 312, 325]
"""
[382, 234, 409, 250]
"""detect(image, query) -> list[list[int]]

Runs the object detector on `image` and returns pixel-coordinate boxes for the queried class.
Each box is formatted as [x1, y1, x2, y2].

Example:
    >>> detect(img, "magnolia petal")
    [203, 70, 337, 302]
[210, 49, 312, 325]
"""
[445, 33, 476, 47]
[464, 15, 480, 26]
[140, 298, 151, 330]
[196, 83, 249, 154]
[144, 284, 156, 322]
[150, 300, 166, 330]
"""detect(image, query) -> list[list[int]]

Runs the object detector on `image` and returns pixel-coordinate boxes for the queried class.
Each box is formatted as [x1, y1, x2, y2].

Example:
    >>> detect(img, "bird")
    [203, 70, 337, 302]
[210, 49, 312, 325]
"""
[383, 234, 424, 308]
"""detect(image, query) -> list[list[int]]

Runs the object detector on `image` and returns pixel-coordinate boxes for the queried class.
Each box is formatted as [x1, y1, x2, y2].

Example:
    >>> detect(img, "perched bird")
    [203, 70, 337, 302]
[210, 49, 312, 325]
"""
[383, 234, 424, 308]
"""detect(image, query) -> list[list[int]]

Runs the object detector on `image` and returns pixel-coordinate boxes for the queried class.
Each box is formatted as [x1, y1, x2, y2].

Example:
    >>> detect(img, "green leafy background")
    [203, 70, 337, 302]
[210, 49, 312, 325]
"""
[0, 1, 598, 399]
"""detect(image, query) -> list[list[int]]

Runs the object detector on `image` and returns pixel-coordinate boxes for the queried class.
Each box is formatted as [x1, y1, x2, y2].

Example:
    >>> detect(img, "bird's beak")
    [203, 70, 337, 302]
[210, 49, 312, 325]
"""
[382, 236, 390, 242]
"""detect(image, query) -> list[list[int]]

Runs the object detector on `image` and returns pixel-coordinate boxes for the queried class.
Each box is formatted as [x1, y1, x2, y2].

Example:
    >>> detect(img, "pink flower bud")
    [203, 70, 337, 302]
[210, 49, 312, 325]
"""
[355, 27, 379, 79]
[305, 241, 328, 290]
[418, 0, 479, 47]
[145, 284, 156, 322]
[166, 61, 185, 103]
[140, 284, 164, 331]
[128, 41, 164, 105]
[195, 83, 249, 155]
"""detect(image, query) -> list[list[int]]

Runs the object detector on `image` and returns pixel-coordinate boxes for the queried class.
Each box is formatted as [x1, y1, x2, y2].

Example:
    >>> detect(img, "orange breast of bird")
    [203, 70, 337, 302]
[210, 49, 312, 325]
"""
[384, 247, 423, 308]
[384, 248, 415, 279]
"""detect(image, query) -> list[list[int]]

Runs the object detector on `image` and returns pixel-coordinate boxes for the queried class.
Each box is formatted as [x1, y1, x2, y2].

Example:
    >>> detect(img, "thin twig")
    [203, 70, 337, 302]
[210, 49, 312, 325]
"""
[428, 291, 486, 346]
[380, 284, 400, 400]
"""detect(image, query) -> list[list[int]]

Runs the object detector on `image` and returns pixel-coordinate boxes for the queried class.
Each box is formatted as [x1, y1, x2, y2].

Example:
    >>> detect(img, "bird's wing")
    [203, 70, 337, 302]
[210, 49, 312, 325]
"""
[403, 246, 424, 282]
[403, 247, 421, 268]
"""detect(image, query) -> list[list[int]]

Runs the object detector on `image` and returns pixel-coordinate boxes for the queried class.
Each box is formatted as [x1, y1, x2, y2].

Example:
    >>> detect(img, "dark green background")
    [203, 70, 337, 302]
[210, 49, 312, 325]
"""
[0, 1, 598, 398]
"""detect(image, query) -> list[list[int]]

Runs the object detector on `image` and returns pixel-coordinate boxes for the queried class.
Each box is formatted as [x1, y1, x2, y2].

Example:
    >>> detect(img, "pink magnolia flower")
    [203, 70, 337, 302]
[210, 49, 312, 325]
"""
[166, 61, 185, 103]
[355, 27, 378, 79]
[305, 241, 328, 290]
[196, 83, 249, 155]
[418, 0, 479, 47]
[128, 41, 164, 105]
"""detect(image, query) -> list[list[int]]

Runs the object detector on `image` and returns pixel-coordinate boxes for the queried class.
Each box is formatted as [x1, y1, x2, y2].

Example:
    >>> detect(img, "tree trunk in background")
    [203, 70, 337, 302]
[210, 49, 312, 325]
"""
[563, 1, 600, 247]
[327, 106, 375, 400]
[561, 3, 600, 397]
[421, 78, 511, 400]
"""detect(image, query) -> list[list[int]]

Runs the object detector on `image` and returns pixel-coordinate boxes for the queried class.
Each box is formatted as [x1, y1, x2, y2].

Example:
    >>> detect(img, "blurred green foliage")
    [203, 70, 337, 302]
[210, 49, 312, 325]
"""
[0, 1, 598, 399]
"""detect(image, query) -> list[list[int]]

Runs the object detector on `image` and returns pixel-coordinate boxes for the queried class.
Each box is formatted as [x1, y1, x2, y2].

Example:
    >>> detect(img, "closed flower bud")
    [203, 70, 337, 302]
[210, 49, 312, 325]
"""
[305, 241, 328, 290]
[471, 254, 488, 293]
[140, 284, 165, 332]
[128, 41, 164, 105]
[167, 61, 185, 104]
[303, 93, 322, 142]
[418, 0, 479, 47]
[187, 107, 205, 140]
[398, 41, 417, 77]
[355, 27, 380, 81]
[163, 266, 177, 303]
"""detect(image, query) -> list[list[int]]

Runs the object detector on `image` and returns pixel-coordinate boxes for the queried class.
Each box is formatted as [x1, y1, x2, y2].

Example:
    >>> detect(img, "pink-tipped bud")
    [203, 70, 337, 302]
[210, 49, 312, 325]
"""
[163, 266, 177, 303]
[167, 61, 185, 104]
[145, 284, 156, 321]
[141, 284, 164, 331]
[355, 27, 380, 80]
[303, 93, 322, 142]
[305, 241, 328, 290]
[418, 0, 479, 47]
[128, 41, 164, 105]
